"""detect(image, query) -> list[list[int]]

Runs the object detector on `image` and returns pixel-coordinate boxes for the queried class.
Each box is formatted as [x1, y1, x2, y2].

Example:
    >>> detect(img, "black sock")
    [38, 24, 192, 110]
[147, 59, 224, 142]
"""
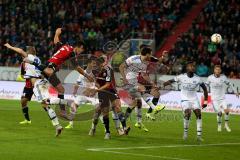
[147, 107, 153, 113]
[118, 112, 126, 128]
[22, 106, 30, 121]
[58, 94, 65, 111]
[125, 107, 133, 119]
[103, 117, 110, 133]
[152, 97, 159, 106]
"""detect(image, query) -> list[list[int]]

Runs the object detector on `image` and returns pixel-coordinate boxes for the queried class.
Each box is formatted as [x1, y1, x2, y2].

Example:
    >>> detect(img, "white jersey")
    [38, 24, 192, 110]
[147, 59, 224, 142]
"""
[76, 70, 95, 89]
[206, 74, 236, 101]
[174, 73, 203, 101]
[23, 54, 41, 79]
[125, 55, 148, 84]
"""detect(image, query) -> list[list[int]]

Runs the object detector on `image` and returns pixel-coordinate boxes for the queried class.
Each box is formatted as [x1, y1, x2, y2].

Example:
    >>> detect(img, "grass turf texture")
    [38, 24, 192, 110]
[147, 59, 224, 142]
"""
[0, 99, 239, 160]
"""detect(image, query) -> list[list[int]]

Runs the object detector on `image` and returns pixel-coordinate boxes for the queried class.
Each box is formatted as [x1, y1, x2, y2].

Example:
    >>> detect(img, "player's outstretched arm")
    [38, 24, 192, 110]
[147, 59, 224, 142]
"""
[163, 79, 175, 88]
[119, 63, 128, 84]
[76, 66, 94, 82]
[4, 43, 27, 57]
[54, 28, 62, 44]
[200, 83, 208, 108]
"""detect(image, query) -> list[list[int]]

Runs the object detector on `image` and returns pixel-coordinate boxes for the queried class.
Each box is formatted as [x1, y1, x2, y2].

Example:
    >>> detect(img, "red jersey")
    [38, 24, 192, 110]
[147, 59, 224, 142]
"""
[48, 44, 74, 66]
[95, 66, 116, 92]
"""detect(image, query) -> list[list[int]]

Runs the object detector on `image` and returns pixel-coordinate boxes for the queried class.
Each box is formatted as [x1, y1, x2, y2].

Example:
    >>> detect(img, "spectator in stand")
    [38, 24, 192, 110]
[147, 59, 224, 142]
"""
[1, 0, 195, 67]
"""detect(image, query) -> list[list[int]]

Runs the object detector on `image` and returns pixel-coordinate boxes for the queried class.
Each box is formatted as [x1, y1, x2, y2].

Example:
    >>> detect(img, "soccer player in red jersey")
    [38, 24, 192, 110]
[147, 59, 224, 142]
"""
[25, 28, 94, 114]
[88, 57, 130, 139]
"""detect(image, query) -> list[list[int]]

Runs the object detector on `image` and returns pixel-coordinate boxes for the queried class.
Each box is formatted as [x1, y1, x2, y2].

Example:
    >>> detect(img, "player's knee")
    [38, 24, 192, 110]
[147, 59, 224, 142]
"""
[136, 99, 142, 108]
[21, 98, 28, 107]
[218, 112, 222, 117]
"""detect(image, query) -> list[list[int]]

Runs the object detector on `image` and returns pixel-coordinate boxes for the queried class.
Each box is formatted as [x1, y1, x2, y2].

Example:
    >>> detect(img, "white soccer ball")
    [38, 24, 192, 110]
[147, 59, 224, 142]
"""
[211, 33, 222, 44]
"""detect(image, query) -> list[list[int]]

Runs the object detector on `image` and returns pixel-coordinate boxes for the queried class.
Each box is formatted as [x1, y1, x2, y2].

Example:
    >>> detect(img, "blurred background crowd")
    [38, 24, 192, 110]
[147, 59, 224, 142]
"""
[0, 0, 239, 78]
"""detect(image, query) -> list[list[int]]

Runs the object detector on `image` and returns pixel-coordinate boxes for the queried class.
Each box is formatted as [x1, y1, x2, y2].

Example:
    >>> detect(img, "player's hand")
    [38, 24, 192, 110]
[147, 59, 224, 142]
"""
[202, 100, 208, 109]
[55, 28, 62, 35]
[4, 43, 11, 48]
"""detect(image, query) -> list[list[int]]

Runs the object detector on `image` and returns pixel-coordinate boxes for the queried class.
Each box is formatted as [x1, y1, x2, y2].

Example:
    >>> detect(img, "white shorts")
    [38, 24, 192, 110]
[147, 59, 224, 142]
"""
[181, 100, 201, 111]
[33, 79, 49, 102]
[74, 95, 99, 106]
[212, 99, 228, 113]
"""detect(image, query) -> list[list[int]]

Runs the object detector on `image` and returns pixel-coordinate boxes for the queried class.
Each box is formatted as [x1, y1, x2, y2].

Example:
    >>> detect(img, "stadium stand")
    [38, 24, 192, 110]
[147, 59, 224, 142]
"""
[1, 0, 195, 66]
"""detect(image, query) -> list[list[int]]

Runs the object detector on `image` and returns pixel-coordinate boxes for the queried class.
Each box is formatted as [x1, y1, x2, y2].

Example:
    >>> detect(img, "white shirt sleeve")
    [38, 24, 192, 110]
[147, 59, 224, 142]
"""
[174, 75, 181, 83]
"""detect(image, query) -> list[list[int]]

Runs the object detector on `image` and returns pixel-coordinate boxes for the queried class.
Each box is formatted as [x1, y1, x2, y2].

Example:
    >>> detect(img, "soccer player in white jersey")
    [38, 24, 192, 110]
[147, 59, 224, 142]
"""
[206, 65, 239, 132]
[4, 43, 64, 136]
[65, 57, 98, 129]
[163, 62, 208, 141]
[119, 47, 164, 131]
[4, 43, 41, 124]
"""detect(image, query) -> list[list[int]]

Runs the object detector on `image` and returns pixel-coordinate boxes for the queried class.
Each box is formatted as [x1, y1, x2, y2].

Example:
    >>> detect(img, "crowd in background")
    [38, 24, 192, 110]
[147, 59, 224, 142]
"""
[167, 0, 240, 78]
[0, 0, 194, 66]
[0, 0, 239, 79]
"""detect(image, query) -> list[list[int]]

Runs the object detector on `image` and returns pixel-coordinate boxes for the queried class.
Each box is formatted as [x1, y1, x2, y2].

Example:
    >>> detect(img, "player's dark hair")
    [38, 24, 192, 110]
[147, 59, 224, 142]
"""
[140, 44, 150, 50]
[141, 47, 152, 56]
[214, 65, 221, 69]
[87, 56, 97, 64]
[75, 41, 86, 49]
[97, 56, 105, 64]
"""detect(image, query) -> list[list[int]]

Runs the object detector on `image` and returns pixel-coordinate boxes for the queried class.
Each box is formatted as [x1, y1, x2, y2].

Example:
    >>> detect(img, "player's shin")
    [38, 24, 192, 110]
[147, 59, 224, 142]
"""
[58, 94, 66, 111]
[196, 115, 202, 138]
[217, 112, 222, 131]
[224, 112, 231, 132]
[22, 106, 30, 121]
[183, 113, 190, 140]
[112, 111, 121, 129]
[103, 116, 110, 134]
[44, 106, 61, 127]
[125, 107, 133, 120]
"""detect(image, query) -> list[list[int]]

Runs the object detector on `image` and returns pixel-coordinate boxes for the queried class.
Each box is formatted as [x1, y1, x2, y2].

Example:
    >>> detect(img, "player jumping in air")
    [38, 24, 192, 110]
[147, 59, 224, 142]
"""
[89, 57, 130, 139]
[206, 65, 239, 132]
[4, 43, 41, 124]
[65, 56, 98, 129]
[163, 61, 208, 142]
[24, 28, 94, 115]
[119, 46, 164, 131]
[4, 43, 66, 136]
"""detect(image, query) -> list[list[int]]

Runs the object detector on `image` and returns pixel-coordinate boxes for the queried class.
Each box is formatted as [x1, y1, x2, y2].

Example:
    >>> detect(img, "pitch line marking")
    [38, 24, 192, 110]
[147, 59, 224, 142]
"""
[87, 142, 240, 151]
[103, 150, 190, 160]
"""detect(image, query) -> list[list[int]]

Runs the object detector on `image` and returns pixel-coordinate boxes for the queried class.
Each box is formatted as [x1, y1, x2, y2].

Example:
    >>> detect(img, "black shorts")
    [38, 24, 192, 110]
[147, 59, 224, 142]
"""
[22, 87, 34, 101]
[47, 62, 59, 73]
[144, 85, 152, 94]
[98, 90, 119, 108]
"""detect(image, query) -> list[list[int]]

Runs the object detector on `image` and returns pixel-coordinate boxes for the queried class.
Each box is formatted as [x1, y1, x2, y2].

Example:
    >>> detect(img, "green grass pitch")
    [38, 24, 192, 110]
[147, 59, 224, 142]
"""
[0, 99, 239, 160]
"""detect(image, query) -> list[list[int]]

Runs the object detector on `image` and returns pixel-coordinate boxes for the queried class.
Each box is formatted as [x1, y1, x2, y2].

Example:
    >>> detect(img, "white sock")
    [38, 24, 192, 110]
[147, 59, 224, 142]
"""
[69, 121, 73, 125]
[136, 107, 142, 123]
[112, 111, 120, 129]
[217, 114, 222, 126]
[197, 118, 202, 137]
[225, 114, 229, 126]
[46, 107, 60, 126]
[184, 118, 189, 134]
[142, 95, 156, 109]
